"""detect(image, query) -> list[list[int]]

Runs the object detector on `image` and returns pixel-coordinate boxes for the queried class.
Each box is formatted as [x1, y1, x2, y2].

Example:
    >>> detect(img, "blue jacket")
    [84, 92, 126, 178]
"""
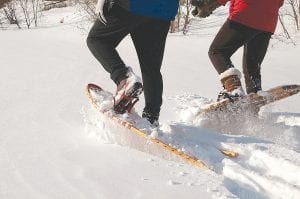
[116, 0, 179, 21]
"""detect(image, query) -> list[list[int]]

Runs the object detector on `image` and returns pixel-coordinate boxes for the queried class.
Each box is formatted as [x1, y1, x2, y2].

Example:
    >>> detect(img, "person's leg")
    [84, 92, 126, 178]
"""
[130, 18, 170, 123]
[86, 5, 147, 84]
[243, 32, 272, 94]
[209, 20, 263, 99]
[208, 20, 260, 74]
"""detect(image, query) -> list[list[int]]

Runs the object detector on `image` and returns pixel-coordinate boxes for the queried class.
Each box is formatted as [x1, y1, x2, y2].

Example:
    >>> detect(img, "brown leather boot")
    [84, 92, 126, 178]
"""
[221, 75, 242, 92]
[218, 68, 245, 101]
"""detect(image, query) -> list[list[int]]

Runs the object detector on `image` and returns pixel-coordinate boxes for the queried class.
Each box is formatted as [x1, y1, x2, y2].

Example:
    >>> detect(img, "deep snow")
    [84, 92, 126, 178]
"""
[1, 6, 300, 199]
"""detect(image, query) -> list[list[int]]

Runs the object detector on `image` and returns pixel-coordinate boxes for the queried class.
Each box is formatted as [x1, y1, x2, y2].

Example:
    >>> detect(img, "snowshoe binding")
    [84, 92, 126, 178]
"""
[113, 68, 143, 114]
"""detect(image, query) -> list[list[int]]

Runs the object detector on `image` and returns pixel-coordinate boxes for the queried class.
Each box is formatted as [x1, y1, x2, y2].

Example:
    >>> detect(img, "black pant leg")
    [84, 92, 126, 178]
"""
[86, 5, 147, 84]
[130, 19, 170, 115]
[243, 32, 272, 93]
[209, 20, 260, 74]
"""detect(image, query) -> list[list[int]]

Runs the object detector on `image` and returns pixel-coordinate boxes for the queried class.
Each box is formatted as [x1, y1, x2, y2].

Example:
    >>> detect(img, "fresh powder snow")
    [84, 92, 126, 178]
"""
[1, 5, 300, 199]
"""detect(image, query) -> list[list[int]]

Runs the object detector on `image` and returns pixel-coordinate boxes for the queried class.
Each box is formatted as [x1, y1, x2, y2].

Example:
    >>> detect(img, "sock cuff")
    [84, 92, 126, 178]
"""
[220, 68, 242, 80]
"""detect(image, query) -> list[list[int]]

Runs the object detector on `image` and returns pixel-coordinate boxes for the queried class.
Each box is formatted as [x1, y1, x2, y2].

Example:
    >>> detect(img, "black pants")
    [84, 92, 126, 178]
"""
[87, 5, 170, 115]
[208, 20, 272, 93]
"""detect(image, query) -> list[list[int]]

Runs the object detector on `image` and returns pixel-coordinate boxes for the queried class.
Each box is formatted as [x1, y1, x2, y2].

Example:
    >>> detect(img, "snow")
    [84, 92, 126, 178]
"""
[1, 6, 300, 199]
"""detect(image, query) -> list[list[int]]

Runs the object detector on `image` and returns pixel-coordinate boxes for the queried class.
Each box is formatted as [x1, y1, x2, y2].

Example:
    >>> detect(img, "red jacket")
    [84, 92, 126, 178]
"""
[218, 0, 284, 33]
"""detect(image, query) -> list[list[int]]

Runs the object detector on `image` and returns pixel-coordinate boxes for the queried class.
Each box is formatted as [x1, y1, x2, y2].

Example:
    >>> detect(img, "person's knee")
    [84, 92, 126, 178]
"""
[208, 44, 226, 60]
[86, 34, 93, 49]
[208, 46, 217, 59]
[86, 35, 106, 53]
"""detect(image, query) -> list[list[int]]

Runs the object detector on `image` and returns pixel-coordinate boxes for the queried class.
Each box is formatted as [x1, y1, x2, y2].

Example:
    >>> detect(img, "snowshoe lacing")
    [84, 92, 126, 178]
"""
[217, 91, 238, 103]
[113, 82, 143, 114]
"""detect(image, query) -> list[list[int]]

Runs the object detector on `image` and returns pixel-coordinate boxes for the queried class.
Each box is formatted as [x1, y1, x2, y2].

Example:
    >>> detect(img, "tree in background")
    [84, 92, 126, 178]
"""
[75, 0, 98, 22]
[170, 0, 193, 34]
[286, 0, 300, 30]
[1, 0, 43, 28]
[0, 0, 11, 8]
[1, 0, 299, 38]
[278, 0, 300, 41]
[2, 0, 21, 28]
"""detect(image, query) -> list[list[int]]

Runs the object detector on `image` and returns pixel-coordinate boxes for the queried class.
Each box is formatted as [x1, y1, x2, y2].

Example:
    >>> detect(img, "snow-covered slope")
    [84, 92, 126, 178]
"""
[1, 6, 300, 199]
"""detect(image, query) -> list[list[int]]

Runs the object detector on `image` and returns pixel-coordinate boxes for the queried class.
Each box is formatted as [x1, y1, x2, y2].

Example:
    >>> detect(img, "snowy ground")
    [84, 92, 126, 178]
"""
[1, 6, 300, 199]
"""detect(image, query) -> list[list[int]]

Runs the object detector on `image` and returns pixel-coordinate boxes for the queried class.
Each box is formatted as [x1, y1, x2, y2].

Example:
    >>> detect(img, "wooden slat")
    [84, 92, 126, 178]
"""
[86, 84, 209, 169]
[86, 83, 240, 170]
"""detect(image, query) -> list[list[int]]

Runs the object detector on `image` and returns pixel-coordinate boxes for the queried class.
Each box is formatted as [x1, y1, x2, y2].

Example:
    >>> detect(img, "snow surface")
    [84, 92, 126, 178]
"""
[1, 6, 300, 199]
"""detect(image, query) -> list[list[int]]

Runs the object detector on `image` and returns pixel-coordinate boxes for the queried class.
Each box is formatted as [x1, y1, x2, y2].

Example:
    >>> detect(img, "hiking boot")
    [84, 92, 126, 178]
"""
[218, 68, 245, 102]
[113, 68, 143, 114]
